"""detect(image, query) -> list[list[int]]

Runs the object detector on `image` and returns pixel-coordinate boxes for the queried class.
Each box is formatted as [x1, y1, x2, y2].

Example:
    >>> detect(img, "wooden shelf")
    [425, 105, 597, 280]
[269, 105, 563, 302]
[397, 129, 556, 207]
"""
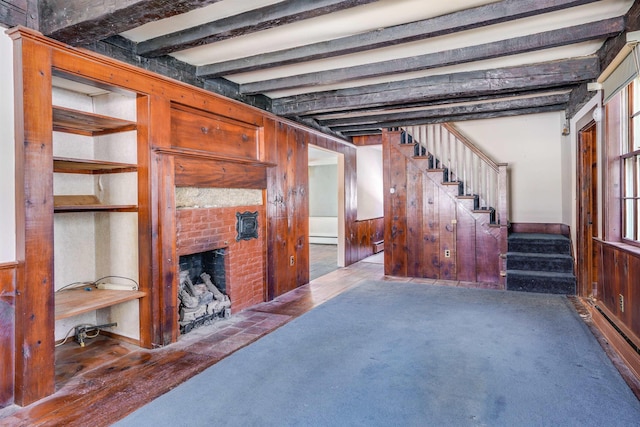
[54, 157, 137, 174]
[55, 288, 146, 321]
[53, 106, 137, 136]
[54, 195, 138, 213]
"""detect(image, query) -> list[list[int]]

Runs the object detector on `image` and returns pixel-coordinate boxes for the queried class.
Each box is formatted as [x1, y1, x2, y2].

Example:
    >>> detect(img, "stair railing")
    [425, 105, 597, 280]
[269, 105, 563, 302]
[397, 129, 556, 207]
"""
[403, 123, 508, 226]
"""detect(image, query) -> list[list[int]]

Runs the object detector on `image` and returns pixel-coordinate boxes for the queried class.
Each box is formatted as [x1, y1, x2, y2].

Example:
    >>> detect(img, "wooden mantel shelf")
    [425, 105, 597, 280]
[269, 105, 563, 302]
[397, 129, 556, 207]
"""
[55, 288, 146, 321]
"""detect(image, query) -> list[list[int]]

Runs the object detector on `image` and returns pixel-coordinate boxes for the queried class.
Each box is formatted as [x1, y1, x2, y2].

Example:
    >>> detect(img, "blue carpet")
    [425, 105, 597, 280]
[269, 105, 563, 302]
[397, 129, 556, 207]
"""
[115, 281, 640, 426]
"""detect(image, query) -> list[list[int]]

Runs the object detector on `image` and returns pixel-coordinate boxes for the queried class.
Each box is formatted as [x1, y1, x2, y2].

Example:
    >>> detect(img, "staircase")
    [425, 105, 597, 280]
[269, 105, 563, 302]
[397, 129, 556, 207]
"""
[506, 233, 576, 294]
[387, 124, 509, 285]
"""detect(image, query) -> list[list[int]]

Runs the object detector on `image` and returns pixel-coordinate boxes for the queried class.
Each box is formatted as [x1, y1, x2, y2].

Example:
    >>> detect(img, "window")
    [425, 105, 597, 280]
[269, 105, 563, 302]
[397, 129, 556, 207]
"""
[622, 79, 640, 242]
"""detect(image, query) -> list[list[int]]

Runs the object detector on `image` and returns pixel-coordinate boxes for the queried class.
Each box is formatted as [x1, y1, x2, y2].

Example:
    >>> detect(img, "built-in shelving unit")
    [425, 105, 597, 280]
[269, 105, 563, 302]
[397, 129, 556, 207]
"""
[52, 76, 143, 340]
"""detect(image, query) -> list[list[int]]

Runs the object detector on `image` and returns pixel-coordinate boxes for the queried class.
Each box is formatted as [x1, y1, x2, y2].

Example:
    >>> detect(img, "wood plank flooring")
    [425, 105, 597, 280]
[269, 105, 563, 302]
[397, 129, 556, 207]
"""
[0, 254, 504, 426]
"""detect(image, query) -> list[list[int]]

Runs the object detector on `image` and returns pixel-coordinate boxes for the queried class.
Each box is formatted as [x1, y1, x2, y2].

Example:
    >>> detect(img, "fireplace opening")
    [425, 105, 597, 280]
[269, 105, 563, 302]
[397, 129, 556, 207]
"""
[178, 248, 231, 334]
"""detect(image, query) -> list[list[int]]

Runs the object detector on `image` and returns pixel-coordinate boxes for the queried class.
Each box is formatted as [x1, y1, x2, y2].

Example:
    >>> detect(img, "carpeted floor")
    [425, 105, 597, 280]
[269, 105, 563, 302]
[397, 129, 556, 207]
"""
[115, 281, 640, 426]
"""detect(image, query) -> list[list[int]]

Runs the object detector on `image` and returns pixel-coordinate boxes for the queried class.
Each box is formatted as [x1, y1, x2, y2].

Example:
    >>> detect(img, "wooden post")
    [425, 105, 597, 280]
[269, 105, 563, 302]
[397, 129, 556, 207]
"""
[498, 163, 509, 288]
[9, 29, 56, 406]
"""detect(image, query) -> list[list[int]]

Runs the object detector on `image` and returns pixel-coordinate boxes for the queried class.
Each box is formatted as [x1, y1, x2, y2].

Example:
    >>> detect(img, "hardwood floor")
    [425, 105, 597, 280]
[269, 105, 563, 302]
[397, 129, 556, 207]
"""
[309, 243, 339, 281]
[0, 255, 502, 426]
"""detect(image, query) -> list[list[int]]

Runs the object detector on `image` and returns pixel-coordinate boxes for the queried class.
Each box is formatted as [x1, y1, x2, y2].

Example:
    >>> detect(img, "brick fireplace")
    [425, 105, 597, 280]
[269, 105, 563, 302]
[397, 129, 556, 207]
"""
[176, 204, 266, 314]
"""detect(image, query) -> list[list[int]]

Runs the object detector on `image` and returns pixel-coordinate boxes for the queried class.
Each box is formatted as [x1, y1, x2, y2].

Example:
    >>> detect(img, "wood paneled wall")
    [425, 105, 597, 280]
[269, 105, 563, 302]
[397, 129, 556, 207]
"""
[0, 262, 17, 408]
[595, 240, 640, 345]
[353, 218, 384, 260]
[383, 130, 500, 283]
[263, 122, 359, 298]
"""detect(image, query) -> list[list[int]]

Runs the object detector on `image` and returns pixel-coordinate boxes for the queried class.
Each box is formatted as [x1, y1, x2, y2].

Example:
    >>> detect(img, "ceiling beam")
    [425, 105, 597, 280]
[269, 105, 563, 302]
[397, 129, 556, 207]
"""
[197, 0, 599, 78]
[0, 0, 37, 28]
[395, 105, 567, 127]
[240, 18, 624, 95]
[328, 96, 570, 131]
[39, 0, 224, 46]
[335, 105, 567, 132]
[136, 0, 379, 58]
[312, 87, 578, 118]
[271, 57, 600, 116]
[320, 93, 571, 128]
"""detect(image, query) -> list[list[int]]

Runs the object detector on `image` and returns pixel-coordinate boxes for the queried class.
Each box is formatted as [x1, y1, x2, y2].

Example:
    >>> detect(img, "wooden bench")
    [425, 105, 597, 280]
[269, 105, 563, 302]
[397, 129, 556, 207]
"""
[373, 240, 384, 253]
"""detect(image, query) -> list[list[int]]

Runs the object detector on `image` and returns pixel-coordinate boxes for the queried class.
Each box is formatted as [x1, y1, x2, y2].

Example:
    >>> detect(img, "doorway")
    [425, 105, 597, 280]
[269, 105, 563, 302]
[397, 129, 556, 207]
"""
[577, 120, 598, 297]
[308, 145, 345, 280]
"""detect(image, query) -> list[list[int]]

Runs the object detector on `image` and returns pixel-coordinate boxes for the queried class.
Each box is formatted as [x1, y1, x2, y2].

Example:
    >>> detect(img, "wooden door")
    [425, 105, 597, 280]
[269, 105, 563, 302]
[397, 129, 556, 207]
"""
[577, 121, 598, 297]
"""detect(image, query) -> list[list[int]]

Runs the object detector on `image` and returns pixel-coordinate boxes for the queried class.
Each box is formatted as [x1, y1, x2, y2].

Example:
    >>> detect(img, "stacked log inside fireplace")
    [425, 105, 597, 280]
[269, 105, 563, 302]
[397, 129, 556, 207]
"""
[178, 270, 231, 334]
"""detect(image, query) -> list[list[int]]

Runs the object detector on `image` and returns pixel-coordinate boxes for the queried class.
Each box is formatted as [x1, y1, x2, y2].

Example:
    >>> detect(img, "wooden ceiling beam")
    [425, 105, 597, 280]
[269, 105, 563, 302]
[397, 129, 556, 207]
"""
[39, 0, 224, 46]
[328, 103, 568, 132]
[240, 18, 624, 95]
[136, 0, 379, 58]
[332, 105, 565, 134]
[271, 57, 600, 116]
[381, 105, 567, 128]
[320, 93, 571, 128]
[1, 0, 26, 27]
[197, 0, 599, 78]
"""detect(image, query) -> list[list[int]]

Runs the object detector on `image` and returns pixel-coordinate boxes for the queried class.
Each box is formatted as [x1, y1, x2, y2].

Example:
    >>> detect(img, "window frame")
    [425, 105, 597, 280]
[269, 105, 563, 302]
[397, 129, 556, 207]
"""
[621, 79, 640, 246]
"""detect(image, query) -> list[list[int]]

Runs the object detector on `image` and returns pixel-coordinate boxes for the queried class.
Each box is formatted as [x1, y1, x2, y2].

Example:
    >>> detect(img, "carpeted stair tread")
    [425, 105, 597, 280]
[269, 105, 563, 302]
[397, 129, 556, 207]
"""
[508, 233, 570, 241]
[506, 252, 574, 273]
[506, 269, 576, 279]
[506, 251, 573, 259]
[508, 233, 571, 254]
[506, 270, 576, 295]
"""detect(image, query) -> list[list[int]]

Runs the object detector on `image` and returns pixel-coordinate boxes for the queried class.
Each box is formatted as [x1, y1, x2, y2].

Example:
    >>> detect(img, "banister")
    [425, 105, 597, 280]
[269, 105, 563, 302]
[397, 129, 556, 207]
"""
[402, 123, 508, 223]
[443, 123, 500, 172]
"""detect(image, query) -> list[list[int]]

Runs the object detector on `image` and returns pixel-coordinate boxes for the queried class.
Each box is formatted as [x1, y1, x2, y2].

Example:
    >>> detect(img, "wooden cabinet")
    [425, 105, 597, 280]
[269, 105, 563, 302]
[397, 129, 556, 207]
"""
[52, 77, 144, 342]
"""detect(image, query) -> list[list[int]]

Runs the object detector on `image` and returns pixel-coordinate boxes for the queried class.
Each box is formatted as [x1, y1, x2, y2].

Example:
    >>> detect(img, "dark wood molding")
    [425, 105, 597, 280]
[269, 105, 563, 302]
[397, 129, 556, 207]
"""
[39, 0, 224, 45]
[272, 58, 600, 116]
[197, 0, 599, 77]
[240, 18, 624, 95]
[136, 0, 378, 57]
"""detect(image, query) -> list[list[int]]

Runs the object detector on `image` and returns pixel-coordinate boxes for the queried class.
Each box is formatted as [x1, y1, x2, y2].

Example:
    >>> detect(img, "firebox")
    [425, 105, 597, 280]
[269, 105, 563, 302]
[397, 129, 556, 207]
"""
[178, 248, 230, 334]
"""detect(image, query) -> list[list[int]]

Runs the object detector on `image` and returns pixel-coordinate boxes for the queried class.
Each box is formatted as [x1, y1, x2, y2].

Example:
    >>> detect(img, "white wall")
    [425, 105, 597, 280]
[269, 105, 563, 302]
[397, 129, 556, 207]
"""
[356, 145, 383, 220]
[0, 28, 15, 263]
[454, 111, 566, 224]
[309, 163, 338, 217]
